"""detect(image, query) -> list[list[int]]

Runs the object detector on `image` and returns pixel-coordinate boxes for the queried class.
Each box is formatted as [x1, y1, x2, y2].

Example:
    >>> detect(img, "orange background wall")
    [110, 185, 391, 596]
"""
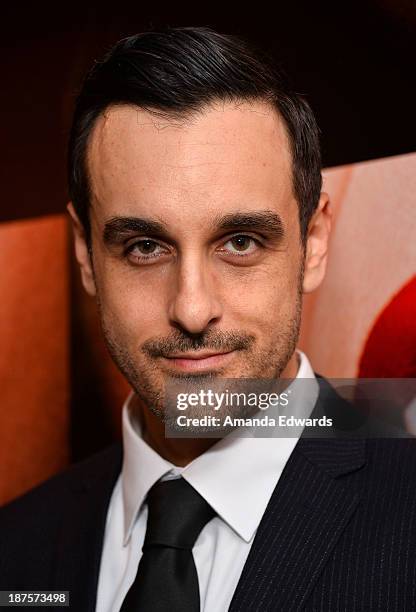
[0, 215, 70, 504]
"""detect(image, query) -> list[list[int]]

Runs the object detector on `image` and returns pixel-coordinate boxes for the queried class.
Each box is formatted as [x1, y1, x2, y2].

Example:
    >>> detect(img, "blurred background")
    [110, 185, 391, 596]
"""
[0, 0, 415, 504]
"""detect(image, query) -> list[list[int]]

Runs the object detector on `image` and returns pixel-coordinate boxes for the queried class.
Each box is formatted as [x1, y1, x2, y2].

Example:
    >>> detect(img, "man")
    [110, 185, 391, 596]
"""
[1, 26, 415, 612]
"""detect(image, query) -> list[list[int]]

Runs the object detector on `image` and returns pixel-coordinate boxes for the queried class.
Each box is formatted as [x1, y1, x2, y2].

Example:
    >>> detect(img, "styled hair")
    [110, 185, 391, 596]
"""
[68, 27, 322, 243]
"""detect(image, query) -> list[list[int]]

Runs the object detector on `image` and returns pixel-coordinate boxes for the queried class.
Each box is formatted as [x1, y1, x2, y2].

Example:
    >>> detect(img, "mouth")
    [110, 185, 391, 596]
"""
[162, 350, 236, 372]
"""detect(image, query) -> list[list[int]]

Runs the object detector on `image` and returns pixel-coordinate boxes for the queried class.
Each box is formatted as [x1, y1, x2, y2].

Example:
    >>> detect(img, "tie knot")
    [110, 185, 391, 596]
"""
[143, 478, 215, 551]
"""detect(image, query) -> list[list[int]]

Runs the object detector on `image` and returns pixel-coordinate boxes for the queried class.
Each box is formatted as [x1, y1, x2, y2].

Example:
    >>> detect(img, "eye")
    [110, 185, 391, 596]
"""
[221, 234, 260, 256]
[125, 239, 168, 262]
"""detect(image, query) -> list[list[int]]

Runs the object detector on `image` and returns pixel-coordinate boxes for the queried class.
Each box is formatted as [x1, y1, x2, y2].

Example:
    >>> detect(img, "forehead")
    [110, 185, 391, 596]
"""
[87, 100, 295, 225]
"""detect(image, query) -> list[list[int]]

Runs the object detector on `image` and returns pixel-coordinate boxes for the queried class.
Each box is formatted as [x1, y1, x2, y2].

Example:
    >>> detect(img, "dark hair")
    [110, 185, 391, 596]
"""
[68, 27, 322, 243]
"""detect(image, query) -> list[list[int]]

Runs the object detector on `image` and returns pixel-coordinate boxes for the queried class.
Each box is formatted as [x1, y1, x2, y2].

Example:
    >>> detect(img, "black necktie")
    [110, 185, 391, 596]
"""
[120, 477, 215, 612]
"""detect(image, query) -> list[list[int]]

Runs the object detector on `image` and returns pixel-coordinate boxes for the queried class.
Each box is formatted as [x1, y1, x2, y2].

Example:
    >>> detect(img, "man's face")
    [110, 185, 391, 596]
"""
[70, 100, 329, 418]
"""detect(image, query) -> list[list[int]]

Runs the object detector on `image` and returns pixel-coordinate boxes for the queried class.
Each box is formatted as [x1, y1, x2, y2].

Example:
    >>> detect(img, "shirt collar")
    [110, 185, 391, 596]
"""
[121, 349, 318, 544]
[121, 403, 175, 544]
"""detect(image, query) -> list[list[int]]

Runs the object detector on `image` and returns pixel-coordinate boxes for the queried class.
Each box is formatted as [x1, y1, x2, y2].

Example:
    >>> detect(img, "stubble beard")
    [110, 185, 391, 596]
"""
[98, 264, 304, 425]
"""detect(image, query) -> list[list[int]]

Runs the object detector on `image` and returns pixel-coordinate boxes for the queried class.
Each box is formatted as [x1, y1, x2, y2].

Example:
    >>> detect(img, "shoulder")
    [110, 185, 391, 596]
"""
[0, 443, 122, 590]
[0, 442, 122, 528]
[315, 373, 416, 475]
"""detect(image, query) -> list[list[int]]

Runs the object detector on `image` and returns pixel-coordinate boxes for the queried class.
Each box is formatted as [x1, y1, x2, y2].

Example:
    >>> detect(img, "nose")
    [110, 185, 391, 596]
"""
[167, 252, 223, 334]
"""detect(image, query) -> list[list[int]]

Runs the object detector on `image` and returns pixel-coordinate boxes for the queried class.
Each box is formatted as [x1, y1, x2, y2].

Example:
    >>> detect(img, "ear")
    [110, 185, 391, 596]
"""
[302, 192, 332, 294]
[67, 202, 97, 296]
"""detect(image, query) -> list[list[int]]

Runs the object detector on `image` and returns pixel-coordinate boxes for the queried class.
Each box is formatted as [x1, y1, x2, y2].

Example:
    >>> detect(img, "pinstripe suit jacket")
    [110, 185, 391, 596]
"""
[1, 377, 416, 611]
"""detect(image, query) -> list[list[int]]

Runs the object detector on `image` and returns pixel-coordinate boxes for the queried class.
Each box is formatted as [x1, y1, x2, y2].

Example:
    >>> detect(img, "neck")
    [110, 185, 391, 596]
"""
[133, 350, 300, 466]
[134, 396, 217, 466]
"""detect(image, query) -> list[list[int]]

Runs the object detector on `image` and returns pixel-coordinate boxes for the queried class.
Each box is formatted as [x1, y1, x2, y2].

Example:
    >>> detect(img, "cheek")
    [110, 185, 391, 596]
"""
[220, 262, 300, 329]
[96, 266, 169, 342]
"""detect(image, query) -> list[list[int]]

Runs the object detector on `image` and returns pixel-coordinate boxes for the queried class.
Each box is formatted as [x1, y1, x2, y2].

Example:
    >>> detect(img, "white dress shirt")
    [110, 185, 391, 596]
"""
[96, 350, 318, 612]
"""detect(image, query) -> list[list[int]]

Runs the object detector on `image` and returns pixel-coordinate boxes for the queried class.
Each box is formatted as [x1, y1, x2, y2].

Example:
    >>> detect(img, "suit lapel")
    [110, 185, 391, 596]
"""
[53, 444, 123, 612]
[47, 380, 365, 611]
[229, 380, 366, 612]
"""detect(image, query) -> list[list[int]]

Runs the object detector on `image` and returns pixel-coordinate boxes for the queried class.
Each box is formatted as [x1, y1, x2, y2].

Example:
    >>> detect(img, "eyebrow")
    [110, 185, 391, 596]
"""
[213, 211, 285, 238]
[103, 217, 170, 245]
[103, 210, 285, 246]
